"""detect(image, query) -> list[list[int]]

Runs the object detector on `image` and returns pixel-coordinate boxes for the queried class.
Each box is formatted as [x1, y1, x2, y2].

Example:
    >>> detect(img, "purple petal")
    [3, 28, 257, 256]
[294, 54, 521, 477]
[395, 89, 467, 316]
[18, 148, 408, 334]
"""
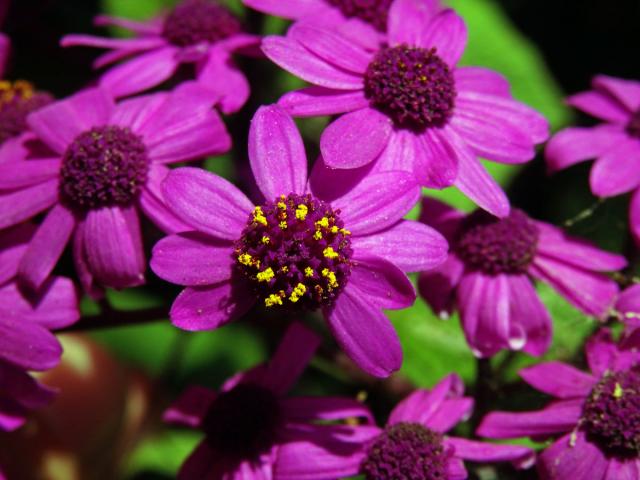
[507, 274, 552, 357]
[99, 47, 179, 98]
[617, 284, 640, 316]
[163, 385, 216, 427]
[151, 232, 234, 287]
[196, 47, 250, 114]
[352, 220, 448, 273]
[630, 188, 640, 246]
[0, 158, 60, 189]
[447, 437, 534, 467]
[93, 14, 164, 35]
[418, 255, 464, 318]
[349, 255, 416, 309]
[538, 432, 608, 480]
[27, 89, 114, 154]
[419, 197, 466, 240]
[170, 281, 255, 331]
[454, 67, 511, 97]
[567, 90, 630, 123]
[417, 128, 459, 188]
[593, 74, 640, 112]
[545, 125, 624, 173]
[584, 329, 626, 376]
[370, 128, 416, 173]
[332, 171, 420, 235]
[604, 458, 640, 480]
[419, 10, 467, 66]
[177, 441, 222, 480]
[138, 165, 192, 234]
[0, 316, 61, 371]
[425, 397, 474, 433]
[0, 224, 36, 285]
[18, 204, 76, 290]
[162, 167, 253, 240]
[72, 222, 103, 298]
[109, 90, 168, 132]
[0, 33, 8, 78]
[281, 396, 374, 424]
[0, 179, 58, 230]
[324, 283, 402, 377]
[387, 0, 440, 46]
[519, 361, 596, 399]
[320, 108, 392, 169]
[278, 87, 368, 117]
[60, 34, 164, 51]
[307, 155, 375, 202]
[242, 0, 326, 19]
[249, 105, 307, 200]
[82, 206, 145, 288]
[589, 136, 640, 197]
[261, 36, 364, 89]
[0, 361, 56, 411]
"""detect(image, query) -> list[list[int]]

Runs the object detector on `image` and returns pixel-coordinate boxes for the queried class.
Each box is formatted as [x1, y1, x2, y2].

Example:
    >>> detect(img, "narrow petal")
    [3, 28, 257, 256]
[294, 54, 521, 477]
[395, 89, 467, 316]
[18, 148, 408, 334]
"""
[617, 284, 640, 316]
[242, 0, 326, 19]
[72, 221, 103, 298]
[349, 255, 416, 309]
[0, 316, 61, 371]
[83, 206, 145, 288]
[605, 458, 640, 480]
[352, 220, 449, 273]
[249, 105, 307, 200]
[196, 47, 250, 114]
[589, 137, 640, 197]
[162, 167, 253, 240]
[324, 283, 402, 377]
[281, 396, 374, 424]
[0, 223, 36, 285]
[177, 441, 222, 480]
[109, 91, 168, 133]
[93, 14, 164, 35]
[278, 87, 368, 117]
[370, 127, 417, 172]
[425, 397, 474, 433]
[567, 90, 630, 123]
[163, 385, 216, 427]
[585, 329, 623, 376]
[519, 362, 596, 399]
[138, 165, 192, 234]
[60, 34, 164, 51]
[170, 280, 255, 331]
[307, 155, 375, 203]
[388, 0, 440, 46]
[454, 67, 511, 97]
[0, 179, 58, 230]
[593, 75, 640, 112]
[447, 437, 534, 467]
[507, 275, 552, 357]
[538, 432, 609, 480]
[320, 108, 392, 169]
[630, 188, 640, 246]
[332, 171, 420, 235]
[418, 255, 465, 318]
[418, 128, 459, 188]
[0, 159, 60, 189]
[0, 362, 56, 411]
[151, 232, 234, 287]
[419, 197, 466, 240]
[18, 204, 76, 290]
[419, 10, 467, 66]
[262, 36, 364, 89]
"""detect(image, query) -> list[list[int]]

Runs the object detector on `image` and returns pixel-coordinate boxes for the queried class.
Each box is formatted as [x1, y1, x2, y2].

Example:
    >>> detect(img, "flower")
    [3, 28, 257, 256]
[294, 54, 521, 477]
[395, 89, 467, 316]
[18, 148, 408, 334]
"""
[61, 0, 260, 113]
[262, 1, 548, 217]
[150, 104, 448, 377]
[615, 284, 640, 348]
[0, 82, 231, 294]
[546, 75, 640, 244]
[276, 374, 534, 479]
[477, 329, 640, 479]
[0, 223, 79, 431]
[164, 322, 379, 479]
[418, 197, 626, 357]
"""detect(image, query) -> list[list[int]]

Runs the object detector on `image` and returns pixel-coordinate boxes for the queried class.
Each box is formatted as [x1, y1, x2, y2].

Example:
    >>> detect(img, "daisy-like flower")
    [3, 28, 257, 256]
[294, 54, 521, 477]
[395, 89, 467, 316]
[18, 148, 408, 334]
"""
[276, 374, 534, 479]
[615, 284, 640, 349]
[262, 0, 548, 217]
[418, 198, 626, 357]
[477, 329, 640, 479]
[61, 0, 259, 113]
[0, 223, 79, 432]
[150, 104, 448, 377]
[165, 322, 380, 479]
[0, 82, 231, 294]
[546, 75, 640, 244]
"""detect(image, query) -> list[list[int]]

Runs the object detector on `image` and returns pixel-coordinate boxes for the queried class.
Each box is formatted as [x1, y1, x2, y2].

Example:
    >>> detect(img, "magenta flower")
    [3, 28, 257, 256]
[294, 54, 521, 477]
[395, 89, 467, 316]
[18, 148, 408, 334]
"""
[546, 75, 640, 243]
[0, 223, 79, 431]
[616, 284, 640, 349]
[477, 329, 640, 479]
[150, 104, 448, 377]
[262, 1, 548, 217]
[0, 82, 230, 293]
[418, 198, 626, 357]
[164, 322, 379, 479]
[61, 0, 259, 113]
[277, 374, 534, 479]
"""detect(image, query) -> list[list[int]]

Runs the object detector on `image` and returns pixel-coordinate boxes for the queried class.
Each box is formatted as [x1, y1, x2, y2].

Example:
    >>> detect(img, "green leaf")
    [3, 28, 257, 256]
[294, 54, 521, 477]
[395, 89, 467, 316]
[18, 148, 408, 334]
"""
[124, 430, 201, 479]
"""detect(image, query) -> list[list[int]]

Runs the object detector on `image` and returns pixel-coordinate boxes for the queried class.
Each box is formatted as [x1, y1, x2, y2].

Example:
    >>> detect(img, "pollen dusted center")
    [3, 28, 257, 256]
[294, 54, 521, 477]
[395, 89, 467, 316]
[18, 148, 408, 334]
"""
[162, 0, 241, 47]
[235, 193, 353, 311]
[325, 0, 392, 32]
[455, 209, 539, 275]
[364, 45, 456, 131]
[59, 126, 149, 211]
[581, 366, 640, 459]
[0, 80, 53, 145]
[361, 422, 451, 479]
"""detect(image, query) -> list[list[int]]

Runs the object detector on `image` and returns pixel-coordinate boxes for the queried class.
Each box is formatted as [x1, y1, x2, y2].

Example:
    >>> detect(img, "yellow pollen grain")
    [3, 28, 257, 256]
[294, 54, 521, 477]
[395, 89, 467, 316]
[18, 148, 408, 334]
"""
[256, 267, 274, 283]
[316, 217, 329, 229]
[295, 204, 308, 220]
[277, 201, 287, 210]
[323, 247, 339, 259]
[340, 228, 351, 235]
[252, 206, 267, 226]
[279, 221, 288, 230]
[330, 226, 339, 234]
[313, 230, 323, 240]
[322, 268, 339, 288]
[613, 382, 624, 399]
[261, 236, 270, 244]
[280, 266, 289, 273]
[265, 291, 284, 307]
[238, 253, 253, 266]
[304, 267, 314, 277]
[289, 283, 307, 303]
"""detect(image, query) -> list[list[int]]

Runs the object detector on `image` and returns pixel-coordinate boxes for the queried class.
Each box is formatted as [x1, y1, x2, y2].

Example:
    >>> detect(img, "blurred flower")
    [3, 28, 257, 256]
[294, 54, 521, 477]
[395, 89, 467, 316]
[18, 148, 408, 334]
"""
[0, 224, 79, 432]
[615, 284, 640, 348]
[61, 0, 260, 114]
[165, 322, 379, 479]
[278, 374, 533, 479]
[262, 1, 548, 217]
[418, 198, 625, 357]
[546, 75, 640, 245]
[151, 104, 448, 377]
[0, 83, 230, 294]
[477, 329, 640, 479]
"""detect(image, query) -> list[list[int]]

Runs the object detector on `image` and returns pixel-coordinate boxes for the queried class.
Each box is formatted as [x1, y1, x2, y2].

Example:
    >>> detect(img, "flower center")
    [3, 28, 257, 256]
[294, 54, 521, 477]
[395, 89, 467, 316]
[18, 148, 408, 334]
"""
[361, 422, 452, 479]
[0, 80, 53, 146]
[581, 366, 640, 459]
[59, 126, 149, 211]
[162, 0, 241, 47]
[364, 45, 456, 131]
[325, 0, 392, 32]
[455, 209, 539, 275]
[235, 193, 353, 311]
[202, 383, 282, 458]
[626, 109, 640, 139]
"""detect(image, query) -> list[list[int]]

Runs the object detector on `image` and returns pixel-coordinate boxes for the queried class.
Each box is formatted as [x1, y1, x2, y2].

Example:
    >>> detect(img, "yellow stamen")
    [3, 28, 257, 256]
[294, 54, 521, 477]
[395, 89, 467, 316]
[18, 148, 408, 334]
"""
[238, 253, 253, 266]
[323, 247, 339, 259]
[304, 267, 314, 277]
[289, 283, 307, 303]
[252, 206, 267, 226]
[316, 217, 329, 229]
[279, 221, 288, 230]
[261, 236, 270, 244]
[613, 382, 624, 399]
[313, 230, 323, 240]
[322, 268, 339, 288]
[295, 204, 308, 220]
[265, 291, 284, 307]
[256, 267, 274, 283]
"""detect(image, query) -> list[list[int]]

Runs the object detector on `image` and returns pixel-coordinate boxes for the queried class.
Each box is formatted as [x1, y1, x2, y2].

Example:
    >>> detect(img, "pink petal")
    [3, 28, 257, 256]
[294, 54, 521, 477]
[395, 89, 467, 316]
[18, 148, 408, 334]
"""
[418, 128, 459, 188]
[197, 47, 250, 114]
[419, 9, 467, 66]
[249, 105, 308, 200]
[454, 67, 511, 97]
[60, 34, 165, 52]
[630, 188, 640, 246]
[388, 0, 440, 46]
[538, 432, 609, 480]
[567, 90, 630, 123]
[584, 329, 638, 376]
[589, 136, 640, 197]
[419, 197, 466, 240]
[138, 165, 192, 234]
[94, 14, 164, 35]
[370, 128, 417, 172]
[278, 87, 369, 117]
[281, 396, 374, 424]
[243, 0, 326, 19]
[0, 223, 36, 285]
[424, 397, 474, 433]
[447, 437, 534, 467]
[0, 316, 61, 371]
[507, 274, 552, 357]
[519, 361, 596, 399]
[617, 284, 640, 316]
[0, 179, 58, 230]
[593, 74, 640, 112]
[418, 255, 464, 318]
[604, 458, 640, 480]
[72, 222, 103, 298]
[0, 158, 60, 189]
[349, 255, 416, 309]
[163, 385, 216, 427]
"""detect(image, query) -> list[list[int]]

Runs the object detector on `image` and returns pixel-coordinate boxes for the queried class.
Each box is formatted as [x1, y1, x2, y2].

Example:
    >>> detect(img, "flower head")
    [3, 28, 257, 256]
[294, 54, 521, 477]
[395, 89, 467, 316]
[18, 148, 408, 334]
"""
[418, 198, 626, 357]
[0, 83, 231, 294]
[151, 104, 449, 377]
[477, 329, 640, 479]
[262, 0, 549, 217]
[61, 0, 259, 113]
[164, 322, 378, 479]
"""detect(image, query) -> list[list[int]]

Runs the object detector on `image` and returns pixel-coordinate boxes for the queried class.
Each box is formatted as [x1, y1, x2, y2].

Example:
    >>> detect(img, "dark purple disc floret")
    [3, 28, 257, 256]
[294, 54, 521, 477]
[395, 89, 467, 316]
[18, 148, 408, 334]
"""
[0, 80, 53, 145]
[325, 0, 392, 32]
[162, 0, 241, 47]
